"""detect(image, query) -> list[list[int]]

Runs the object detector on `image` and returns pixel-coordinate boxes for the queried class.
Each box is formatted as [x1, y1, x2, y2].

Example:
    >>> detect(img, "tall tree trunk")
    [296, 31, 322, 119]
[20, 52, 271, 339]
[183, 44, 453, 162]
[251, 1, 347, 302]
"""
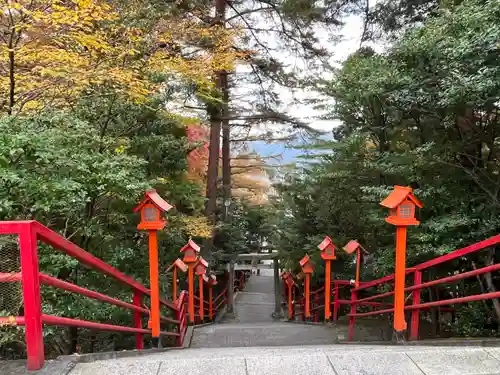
[203, 0, 227, 256]
[221, 70, 231, 221]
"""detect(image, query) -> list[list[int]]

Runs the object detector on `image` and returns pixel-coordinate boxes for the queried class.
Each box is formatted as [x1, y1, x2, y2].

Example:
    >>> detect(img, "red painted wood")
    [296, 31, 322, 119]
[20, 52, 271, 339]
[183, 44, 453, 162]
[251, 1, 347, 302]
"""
[415, 235, 500, 271]
[0, 272, 22, 282]
[348, 290, 357, 341]
[354, 290, 395, 304]
[353, 268, 416, 292]
[39, 274, 148, 314]
[406, 263, 500, 292]
[407, 291, 500, 310]
[0, 220, 31, 234]
[333, 283, 339, 321]
[410, 271, 422, 340]
[41, 315, 180, 336]
[19, 223, 44, 371]
[33, 222, 149, 294]
[133, 291, 144, 350]
[315, 292, 319, 322]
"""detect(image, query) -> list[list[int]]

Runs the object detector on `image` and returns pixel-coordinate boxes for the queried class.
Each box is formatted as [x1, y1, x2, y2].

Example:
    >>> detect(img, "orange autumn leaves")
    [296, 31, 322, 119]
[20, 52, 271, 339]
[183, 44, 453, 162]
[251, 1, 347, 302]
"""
[0, 0, 243, 113]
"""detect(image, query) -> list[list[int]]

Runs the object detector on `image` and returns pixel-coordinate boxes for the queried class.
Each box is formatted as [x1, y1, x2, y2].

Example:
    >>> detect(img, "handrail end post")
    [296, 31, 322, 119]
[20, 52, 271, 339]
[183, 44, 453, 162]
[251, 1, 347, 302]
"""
[133, 290, 144, 350]
[410, 271, 422, 340]
[19, 223, 44, 371]
[348, 290, 357, 341]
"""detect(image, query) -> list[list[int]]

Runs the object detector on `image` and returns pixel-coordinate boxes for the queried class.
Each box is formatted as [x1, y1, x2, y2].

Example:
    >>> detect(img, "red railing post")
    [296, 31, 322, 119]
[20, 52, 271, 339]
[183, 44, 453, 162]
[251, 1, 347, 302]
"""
[208, 285, 213, 320]
[315, 292, 319, 322]
[348, 290, 357, 341]
[410, 271, 422, 340]
[19, 223, 44, 371]
[333, 282, 339, 321]
[133, 290, 144, 350]
[175, 292, 186, 347]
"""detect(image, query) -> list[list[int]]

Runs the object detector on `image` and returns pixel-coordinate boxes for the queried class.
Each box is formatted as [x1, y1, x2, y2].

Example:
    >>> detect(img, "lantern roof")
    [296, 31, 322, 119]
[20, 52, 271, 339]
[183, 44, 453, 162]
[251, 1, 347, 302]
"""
[133, 189, 173, 213]
[196, 256, 208, 268]
[180, 239, 201, 254]
[318, 236, 335, 251]
[343, 240, 360, 255]
[174, 258, 188, 272]
[299, 254, 310, 267]
[167, 258, 188, 272]
[380, 185, 423, 209]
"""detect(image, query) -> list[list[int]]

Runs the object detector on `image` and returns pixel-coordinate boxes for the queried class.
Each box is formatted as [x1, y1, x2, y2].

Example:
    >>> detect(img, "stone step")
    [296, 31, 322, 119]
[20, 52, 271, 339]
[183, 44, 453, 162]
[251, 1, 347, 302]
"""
[69, 344, 500, 375]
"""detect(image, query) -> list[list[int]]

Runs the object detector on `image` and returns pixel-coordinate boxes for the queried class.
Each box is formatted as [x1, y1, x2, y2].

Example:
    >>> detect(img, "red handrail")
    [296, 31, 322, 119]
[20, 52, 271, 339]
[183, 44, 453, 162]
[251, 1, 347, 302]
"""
[347, 235, 500, 341]
[0, 220, 187, 371]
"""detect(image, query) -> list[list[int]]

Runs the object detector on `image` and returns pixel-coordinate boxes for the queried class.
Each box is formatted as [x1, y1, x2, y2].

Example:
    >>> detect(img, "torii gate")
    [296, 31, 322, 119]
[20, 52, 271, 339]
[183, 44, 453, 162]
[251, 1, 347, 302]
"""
[213, 251, 283, 319]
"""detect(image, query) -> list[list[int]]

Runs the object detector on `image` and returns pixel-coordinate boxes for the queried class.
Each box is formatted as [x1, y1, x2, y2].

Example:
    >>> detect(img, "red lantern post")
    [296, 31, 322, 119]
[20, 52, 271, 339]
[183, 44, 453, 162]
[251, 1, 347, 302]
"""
[299, 255, 314, 319]
[282, 272, 295, 320]
[342, 240, 369, 288]
[318, 236, 336, 320]
[194, 257, 208, 321]
[207, 273, 217, 320]
[167, 258, 188, 303]
[380, 185, 423, 340]
[180, 239, 201, 323]
[133, 189, 173, 338]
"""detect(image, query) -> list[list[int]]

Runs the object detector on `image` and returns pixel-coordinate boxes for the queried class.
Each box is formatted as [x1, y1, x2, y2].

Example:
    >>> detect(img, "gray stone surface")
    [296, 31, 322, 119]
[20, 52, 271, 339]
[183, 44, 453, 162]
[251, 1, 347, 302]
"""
[221, 273, 277, 324]
[157, 357, 245, 375]
[328, 352, 425, 375]
[190, 322, 339, 348]
[68, 345, 500, 375]
[486, 347, 500, 361]
[246, 353, 335, 375]
[407, 347, 500, 375]
[70, 361, 160, 375]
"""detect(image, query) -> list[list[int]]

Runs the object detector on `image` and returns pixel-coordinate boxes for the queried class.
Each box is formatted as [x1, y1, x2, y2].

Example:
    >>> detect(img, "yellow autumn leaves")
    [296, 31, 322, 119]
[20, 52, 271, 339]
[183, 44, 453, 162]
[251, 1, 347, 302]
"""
[0, 0, 244, 114]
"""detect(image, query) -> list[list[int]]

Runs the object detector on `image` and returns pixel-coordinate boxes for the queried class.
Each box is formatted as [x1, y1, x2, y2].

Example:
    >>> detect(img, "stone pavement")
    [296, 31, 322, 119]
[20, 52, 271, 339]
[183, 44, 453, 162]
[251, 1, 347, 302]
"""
[229, 269, 276, 323]
[192, 270, 341, 348]
[69, 345, 500, 375]
[190, 322, 340, 347]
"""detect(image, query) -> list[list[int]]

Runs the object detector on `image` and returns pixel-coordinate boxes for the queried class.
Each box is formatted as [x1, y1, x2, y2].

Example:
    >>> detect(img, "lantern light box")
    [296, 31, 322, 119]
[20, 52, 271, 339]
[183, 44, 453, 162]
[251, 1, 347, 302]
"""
[195, 256, 208, 275]
[133, 189, 173, 230]
[380, 185, 423, 226]
[318, 236, 337, 260]
[299, 255, 314, 274]
[180, 239, 200, 263]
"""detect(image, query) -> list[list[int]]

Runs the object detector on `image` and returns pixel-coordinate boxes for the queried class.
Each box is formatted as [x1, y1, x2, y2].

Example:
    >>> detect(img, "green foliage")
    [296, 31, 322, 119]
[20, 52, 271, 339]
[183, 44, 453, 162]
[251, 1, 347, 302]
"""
[275, 0, 500, 336]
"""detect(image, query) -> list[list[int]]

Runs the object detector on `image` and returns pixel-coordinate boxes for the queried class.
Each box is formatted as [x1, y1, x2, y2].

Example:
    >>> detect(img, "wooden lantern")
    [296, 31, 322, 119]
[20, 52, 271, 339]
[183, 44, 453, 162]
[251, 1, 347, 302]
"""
[380, 185, 423, 339]
[299, 255, 314, 318]
[208, 273, 217, 286]
[133, 189, 173, 230]
[318, 236, 336, 320]
[299, 255, 314, 274]
[167, 258, 188, 304]
[380, 185, 423, 226]
[342, 240, 369, 288]
[194, 256, 208, 276]
[343, 240, 360, 255]
[180, 239, 200, 264]
[318, 236, 336, 260]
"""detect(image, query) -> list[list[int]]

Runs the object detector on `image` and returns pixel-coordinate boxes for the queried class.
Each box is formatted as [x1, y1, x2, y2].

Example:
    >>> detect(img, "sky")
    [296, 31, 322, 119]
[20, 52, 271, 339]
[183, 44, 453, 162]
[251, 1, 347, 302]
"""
[242, 13, 373, 163]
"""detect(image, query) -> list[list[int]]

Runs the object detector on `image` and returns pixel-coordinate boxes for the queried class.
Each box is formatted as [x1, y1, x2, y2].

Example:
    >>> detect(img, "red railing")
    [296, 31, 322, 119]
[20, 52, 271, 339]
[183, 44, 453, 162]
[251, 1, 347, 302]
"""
[348, 235, 500, 341]
[192, 285, 228, 323]
[292, 281, 353, 322]
[0, 220, 187, 370]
